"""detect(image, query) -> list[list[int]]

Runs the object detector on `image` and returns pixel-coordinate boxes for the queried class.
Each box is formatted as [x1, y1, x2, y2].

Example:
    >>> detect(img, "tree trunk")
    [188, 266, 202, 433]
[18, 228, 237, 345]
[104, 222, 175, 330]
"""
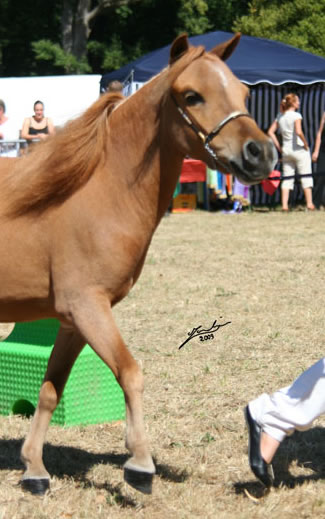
[72, 0, 92, 61]
[61, 0, 74, 54]
[61, 0, 92, 60]
[61, 0, 141, 62]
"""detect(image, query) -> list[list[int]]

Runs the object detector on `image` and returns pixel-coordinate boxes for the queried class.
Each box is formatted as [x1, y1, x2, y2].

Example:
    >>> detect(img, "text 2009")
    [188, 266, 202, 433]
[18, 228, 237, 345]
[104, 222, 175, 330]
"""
[199, 333, 214, 342]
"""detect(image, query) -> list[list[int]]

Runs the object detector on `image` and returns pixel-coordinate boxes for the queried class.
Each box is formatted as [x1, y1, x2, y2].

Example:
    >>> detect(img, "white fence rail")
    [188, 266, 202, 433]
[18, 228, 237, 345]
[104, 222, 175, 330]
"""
[0, 139, 41, 156]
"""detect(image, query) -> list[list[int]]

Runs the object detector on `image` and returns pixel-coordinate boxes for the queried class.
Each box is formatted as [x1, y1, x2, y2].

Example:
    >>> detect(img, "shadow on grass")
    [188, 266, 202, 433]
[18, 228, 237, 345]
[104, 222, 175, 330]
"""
[0, 438, 189, 506]
[235, 426, 325, 497]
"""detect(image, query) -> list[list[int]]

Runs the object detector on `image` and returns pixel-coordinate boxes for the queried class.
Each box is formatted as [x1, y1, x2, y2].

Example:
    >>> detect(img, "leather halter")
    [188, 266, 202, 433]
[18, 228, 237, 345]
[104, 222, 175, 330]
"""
[171, 94, 252, 166]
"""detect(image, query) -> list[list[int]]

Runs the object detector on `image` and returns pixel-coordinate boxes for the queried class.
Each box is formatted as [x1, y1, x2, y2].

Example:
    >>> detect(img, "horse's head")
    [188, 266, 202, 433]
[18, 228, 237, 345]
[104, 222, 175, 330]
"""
[168, 34, 277, 184]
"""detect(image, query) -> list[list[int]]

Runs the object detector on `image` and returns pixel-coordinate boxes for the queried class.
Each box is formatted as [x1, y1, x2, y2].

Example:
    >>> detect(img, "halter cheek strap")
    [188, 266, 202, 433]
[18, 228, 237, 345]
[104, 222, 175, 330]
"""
[171, 94, 252, 164]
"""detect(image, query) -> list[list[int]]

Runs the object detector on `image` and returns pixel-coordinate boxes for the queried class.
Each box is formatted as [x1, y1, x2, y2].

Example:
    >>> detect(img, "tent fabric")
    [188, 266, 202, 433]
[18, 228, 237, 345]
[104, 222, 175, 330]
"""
[100, 31, 325, 91]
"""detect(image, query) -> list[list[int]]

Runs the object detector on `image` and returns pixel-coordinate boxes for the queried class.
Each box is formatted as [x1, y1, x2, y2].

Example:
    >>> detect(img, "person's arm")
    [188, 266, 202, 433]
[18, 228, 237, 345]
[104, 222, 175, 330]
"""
[294, 118, 309, 150]
[312, 113, 325, 162]
[267, 119, 282, 154]
[37, 118, 55, 140]
[47, 117, 56, 136]
[21, 117, 34, 141]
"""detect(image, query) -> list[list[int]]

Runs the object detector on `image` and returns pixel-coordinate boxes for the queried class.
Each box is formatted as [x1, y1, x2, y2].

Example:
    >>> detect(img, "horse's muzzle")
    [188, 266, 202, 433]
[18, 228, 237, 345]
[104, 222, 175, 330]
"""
[230, 139, 277, 184]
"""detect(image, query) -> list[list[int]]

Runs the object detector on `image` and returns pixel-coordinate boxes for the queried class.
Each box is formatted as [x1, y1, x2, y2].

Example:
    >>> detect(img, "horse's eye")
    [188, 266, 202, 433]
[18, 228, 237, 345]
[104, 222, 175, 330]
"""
[184, 91, 204, 106]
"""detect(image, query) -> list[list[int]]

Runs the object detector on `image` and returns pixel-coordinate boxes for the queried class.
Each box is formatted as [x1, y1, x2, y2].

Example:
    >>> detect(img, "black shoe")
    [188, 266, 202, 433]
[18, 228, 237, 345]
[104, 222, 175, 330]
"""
[244, 405, 274, 487]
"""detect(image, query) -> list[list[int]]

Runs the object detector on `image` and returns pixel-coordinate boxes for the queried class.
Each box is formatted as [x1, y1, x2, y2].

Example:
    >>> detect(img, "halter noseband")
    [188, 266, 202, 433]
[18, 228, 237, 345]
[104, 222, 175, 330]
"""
[171, 94, 252, 166]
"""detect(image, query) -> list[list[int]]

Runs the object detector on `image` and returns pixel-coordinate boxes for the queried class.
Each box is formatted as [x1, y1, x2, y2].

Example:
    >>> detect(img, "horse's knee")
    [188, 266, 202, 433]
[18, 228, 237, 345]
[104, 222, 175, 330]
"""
[38, 381, 58, 412]
[119, 362, 144, 396]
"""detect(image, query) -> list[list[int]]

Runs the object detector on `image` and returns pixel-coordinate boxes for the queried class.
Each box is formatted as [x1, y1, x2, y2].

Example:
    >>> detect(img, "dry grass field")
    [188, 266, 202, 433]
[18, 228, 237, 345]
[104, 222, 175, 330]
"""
[0, 209, 324, 519]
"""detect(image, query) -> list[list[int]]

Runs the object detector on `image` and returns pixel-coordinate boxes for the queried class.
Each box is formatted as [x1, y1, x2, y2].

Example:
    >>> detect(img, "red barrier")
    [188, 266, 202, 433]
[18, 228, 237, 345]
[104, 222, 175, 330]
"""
[180, 159, 206, 183]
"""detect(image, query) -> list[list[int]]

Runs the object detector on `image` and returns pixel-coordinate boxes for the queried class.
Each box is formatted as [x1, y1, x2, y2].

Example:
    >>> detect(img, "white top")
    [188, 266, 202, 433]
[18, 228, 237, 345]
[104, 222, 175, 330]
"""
[276, 111, 304, 151]
[0, 118, 18, 141]
[0, 118, 19, 157]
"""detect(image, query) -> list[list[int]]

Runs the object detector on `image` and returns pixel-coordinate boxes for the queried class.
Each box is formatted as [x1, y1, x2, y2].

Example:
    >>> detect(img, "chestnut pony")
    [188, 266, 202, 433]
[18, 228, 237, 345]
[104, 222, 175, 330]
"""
[0, 34, 276, 495]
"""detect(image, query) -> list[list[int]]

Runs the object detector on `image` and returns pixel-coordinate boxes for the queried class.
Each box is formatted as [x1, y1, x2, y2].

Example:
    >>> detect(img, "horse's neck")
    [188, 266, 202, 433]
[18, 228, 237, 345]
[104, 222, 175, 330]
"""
[110, 82, 184, 224]
[156, 130, 183, 220]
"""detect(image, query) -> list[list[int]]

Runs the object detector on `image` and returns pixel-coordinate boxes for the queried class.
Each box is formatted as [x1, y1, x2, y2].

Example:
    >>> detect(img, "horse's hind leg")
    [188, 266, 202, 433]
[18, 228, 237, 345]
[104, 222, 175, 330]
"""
[20, 326, 85, 495]
[72, 300, 155, 494]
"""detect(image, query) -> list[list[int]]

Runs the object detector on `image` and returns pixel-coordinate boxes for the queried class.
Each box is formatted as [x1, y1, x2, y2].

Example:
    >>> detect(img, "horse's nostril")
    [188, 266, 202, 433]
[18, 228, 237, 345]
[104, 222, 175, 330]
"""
[245, 140, 261, 158]
[242, 140, 265, 172]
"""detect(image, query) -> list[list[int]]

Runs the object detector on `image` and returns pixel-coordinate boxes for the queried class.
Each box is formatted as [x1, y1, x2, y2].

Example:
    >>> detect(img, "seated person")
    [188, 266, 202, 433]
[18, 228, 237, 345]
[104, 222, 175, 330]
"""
[21, 100, 55, 144]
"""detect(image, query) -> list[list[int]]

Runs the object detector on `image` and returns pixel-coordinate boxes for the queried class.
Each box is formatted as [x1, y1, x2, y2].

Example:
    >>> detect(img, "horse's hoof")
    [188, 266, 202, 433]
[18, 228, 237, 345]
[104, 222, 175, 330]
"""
[21, 478, 50, 495]
[124, 467, 154, 494]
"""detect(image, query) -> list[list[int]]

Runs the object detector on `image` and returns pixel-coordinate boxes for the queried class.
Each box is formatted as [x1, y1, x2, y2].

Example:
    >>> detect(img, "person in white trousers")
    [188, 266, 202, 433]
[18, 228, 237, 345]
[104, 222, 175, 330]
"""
[245, 357, 325, 486]
[268, 93, 315, 212]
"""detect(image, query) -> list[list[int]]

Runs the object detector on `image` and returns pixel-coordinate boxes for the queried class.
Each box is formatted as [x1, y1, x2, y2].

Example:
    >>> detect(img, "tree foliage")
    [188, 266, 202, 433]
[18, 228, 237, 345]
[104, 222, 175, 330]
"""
[1, 0, 323, 77]
[176, 0, 210, 35]
[0, 0, 252, 76]
[207, 0, 250, 33]
[0, 0, 61, 75]
[233, 0, 325, 57]
[32, 40, 91, 74]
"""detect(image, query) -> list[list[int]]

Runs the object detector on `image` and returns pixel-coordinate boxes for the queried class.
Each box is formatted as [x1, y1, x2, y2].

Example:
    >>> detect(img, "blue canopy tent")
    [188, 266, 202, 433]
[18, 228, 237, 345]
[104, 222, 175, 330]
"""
[101, 31, 325, 206]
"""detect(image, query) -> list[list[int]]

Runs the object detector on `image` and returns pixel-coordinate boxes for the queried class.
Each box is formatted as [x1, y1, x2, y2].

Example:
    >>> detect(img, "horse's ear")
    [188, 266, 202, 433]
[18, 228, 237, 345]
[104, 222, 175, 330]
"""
[210, 33, 241, 61]
[169, 34, 190, 65]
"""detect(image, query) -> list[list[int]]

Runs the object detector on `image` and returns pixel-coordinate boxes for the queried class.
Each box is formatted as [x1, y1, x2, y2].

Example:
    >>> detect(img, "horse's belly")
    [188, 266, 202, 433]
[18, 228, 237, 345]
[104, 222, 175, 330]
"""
[0, 299, 55, 322]
[0, 260, 52, 320]
[0, 215, 50, 296]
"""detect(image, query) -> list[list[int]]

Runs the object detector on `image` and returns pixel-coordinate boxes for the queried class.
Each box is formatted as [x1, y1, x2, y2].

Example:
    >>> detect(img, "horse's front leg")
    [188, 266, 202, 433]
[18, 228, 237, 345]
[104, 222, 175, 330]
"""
[20, 326, 85, 495]
[72, 298, 155, 494]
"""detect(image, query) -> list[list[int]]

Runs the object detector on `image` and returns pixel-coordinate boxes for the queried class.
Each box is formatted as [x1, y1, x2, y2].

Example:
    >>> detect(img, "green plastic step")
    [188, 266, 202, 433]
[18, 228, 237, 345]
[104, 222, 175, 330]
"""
[0, 320, 125, 425]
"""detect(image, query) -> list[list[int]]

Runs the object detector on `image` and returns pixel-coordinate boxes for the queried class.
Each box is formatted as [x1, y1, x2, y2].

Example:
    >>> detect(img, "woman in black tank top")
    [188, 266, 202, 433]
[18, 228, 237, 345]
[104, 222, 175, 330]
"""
[28, 125, 49, 136]
[21, 100, 55, 144]
[312, 112, 325, 208]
